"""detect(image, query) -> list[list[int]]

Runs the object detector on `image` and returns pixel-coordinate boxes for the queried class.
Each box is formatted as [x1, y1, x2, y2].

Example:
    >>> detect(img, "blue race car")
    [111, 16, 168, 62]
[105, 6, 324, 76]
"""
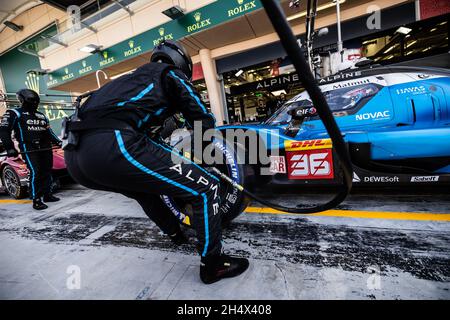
[164, 65, 450, 225]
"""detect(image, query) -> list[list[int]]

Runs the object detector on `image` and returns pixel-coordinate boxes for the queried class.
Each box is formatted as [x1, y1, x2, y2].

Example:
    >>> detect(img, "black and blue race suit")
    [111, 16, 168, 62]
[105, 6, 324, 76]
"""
[0, 107, 61, 199]
[64, 62, 222, 257]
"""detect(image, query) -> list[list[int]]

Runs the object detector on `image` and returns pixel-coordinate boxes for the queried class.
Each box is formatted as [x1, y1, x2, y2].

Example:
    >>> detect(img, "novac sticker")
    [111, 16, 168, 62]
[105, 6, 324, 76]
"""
[286, 149, 334, 180]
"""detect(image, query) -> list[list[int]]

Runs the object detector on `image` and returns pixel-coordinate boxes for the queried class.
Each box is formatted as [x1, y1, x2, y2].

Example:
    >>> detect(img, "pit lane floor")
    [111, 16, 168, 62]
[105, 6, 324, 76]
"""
[0, 186, 449, 300]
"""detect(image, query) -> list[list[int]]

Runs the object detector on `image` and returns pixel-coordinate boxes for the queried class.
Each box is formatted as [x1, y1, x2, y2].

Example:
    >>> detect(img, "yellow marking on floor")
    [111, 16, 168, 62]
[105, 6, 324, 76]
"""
[245, 207, 450, 222]
[0, 199, 32, 204]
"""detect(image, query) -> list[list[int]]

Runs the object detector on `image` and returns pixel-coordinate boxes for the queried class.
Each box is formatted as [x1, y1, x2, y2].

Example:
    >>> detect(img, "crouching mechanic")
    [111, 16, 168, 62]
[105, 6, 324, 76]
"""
[0, 89, 62, 210]
[64, 40, 249, 284]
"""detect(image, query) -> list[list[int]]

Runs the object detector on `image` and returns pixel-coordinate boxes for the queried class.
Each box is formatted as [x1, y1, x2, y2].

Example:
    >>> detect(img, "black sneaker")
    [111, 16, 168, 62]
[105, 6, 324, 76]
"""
[200, 254, 249, 284]
[169, 230, 189, 246]
[33, 198, 48, 210]
[43, 194, 60, 202]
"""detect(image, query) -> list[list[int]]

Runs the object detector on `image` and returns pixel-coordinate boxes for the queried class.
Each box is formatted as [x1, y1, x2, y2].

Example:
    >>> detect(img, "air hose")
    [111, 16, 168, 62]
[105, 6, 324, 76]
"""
[212, 0, 353, 214]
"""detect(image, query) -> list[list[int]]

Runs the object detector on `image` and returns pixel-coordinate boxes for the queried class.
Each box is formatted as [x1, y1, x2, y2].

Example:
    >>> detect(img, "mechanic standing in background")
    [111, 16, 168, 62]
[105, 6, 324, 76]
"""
[0, 89, 62, 210]
[64, 40, 249, 284]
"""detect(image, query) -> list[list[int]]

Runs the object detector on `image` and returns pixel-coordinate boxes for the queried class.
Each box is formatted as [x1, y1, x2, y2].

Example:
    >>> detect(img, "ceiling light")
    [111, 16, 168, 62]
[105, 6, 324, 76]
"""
[79, 44, 103, 54]
[406, 40, 417, 48]
[384, 44, 397, 54]
[271, 90, 287, 96]
[18, 47, 44, 58]
[27, 68, 50, 75]
[396, 27, 412, 35]
[3, 21, 23, 32]
[162, 6, 185, 20]
[235, 70, 244, 77]
[110, 69, 136, 80]
[287, 0, 346, 22]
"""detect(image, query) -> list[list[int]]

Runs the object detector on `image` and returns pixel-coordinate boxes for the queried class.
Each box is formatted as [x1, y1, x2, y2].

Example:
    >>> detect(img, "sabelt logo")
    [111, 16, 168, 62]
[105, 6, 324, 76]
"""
[411, 176, 439, 183]
[285, 139, 332, 151]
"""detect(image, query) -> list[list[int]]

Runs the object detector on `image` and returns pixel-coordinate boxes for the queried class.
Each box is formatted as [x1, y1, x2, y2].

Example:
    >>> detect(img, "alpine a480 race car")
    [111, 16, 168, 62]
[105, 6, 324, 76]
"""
[164, 65, 450, 225]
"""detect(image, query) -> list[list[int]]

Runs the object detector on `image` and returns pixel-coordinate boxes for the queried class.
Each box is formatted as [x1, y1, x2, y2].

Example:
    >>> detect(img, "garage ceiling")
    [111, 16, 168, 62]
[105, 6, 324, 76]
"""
[51, 0, 376, 92]
[0, 0, 39, 26]
[179, 0, 367, 56]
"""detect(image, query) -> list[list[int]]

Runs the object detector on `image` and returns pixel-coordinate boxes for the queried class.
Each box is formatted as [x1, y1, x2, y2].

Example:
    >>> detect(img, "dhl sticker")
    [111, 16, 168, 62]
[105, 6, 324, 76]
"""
[285, 139, 333, 151]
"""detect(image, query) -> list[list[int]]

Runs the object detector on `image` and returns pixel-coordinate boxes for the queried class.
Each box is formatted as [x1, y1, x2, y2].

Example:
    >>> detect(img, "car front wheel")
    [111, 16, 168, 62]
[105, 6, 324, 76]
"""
[1, 165, 27, 199]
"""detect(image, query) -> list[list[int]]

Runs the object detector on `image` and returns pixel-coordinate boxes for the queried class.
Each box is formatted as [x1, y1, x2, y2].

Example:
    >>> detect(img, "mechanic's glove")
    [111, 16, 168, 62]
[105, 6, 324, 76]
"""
[6, 148, 19, 158]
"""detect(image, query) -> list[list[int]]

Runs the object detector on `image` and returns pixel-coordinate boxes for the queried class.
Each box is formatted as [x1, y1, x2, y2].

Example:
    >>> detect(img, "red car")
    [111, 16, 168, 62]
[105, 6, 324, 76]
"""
[0, 141, 67, 199]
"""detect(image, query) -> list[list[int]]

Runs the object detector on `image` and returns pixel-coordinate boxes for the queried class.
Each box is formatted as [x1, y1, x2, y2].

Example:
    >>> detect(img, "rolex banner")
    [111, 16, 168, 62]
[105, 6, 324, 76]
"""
[46, 0, 263, 88]
[0, 25, 71, 135]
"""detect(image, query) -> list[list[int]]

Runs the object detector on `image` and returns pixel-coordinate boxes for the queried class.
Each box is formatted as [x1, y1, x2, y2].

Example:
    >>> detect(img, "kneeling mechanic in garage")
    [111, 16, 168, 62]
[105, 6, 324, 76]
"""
[65, 40, 249, 284]
[0, 89, 62, 210]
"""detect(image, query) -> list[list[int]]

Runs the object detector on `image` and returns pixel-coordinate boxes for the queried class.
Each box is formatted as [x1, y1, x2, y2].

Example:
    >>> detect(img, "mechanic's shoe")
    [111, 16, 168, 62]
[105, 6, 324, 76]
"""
[169, 230, 189, 246]
[43, 194, 60, 202]
[33, 198, 48, 210]
[200, 254, 249, 285]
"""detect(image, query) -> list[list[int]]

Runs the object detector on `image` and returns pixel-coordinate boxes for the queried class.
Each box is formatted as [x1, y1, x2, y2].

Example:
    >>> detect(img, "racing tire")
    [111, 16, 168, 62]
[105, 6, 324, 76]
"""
[161, 139, 252, 228]
[1, 165, 27, 199]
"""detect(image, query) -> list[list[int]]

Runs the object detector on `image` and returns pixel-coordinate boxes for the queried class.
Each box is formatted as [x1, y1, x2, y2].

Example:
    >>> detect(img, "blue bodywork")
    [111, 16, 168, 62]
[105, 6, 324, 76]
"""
[219, 67, 450, 184]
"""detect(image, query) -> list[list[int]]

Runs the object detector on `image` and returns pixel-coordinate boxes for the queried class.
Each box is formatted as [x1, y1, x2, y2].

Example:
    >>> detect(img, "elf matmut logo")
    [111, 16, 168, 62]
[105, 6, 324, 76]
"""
[285, 139, 333, 151]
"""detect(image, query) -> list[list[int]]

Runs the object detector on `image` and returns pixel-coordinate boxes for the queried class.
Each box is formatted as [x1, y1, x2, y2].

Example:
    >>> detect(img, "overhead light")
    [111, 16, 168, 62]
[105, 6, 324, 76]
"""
[110, 69, 136, 80]
[271, 90, 287, 96]
[162, 5, 185, 20]
[27, 68, 50, 75]
[40, 34, 67, 47]
[3, 21, 23, 32]
[396, 27, 412, 35]
[287, 0, 346, 22]
[406, 40, 417, 48]
[384, 44, 397, 54]
[79, 44, 103, 54]
[235, 70, 244, 77]
[18, 47, 44, 58]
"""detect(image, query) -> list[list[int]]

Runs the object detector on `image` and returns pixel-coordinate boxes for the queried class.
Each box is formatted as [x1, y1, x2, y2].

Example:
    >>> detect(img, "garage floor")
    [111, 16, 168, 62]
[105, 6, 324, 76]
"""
[0, 186, 449, 300]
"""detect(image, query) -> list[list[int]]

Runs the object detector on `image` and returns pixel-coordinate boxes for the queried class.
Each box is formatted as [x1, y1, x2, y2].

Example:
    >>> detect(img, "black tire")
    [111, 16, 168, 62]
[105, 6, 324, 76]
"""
[1, 165, 28, 199]
[161, 139, 251, 227]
